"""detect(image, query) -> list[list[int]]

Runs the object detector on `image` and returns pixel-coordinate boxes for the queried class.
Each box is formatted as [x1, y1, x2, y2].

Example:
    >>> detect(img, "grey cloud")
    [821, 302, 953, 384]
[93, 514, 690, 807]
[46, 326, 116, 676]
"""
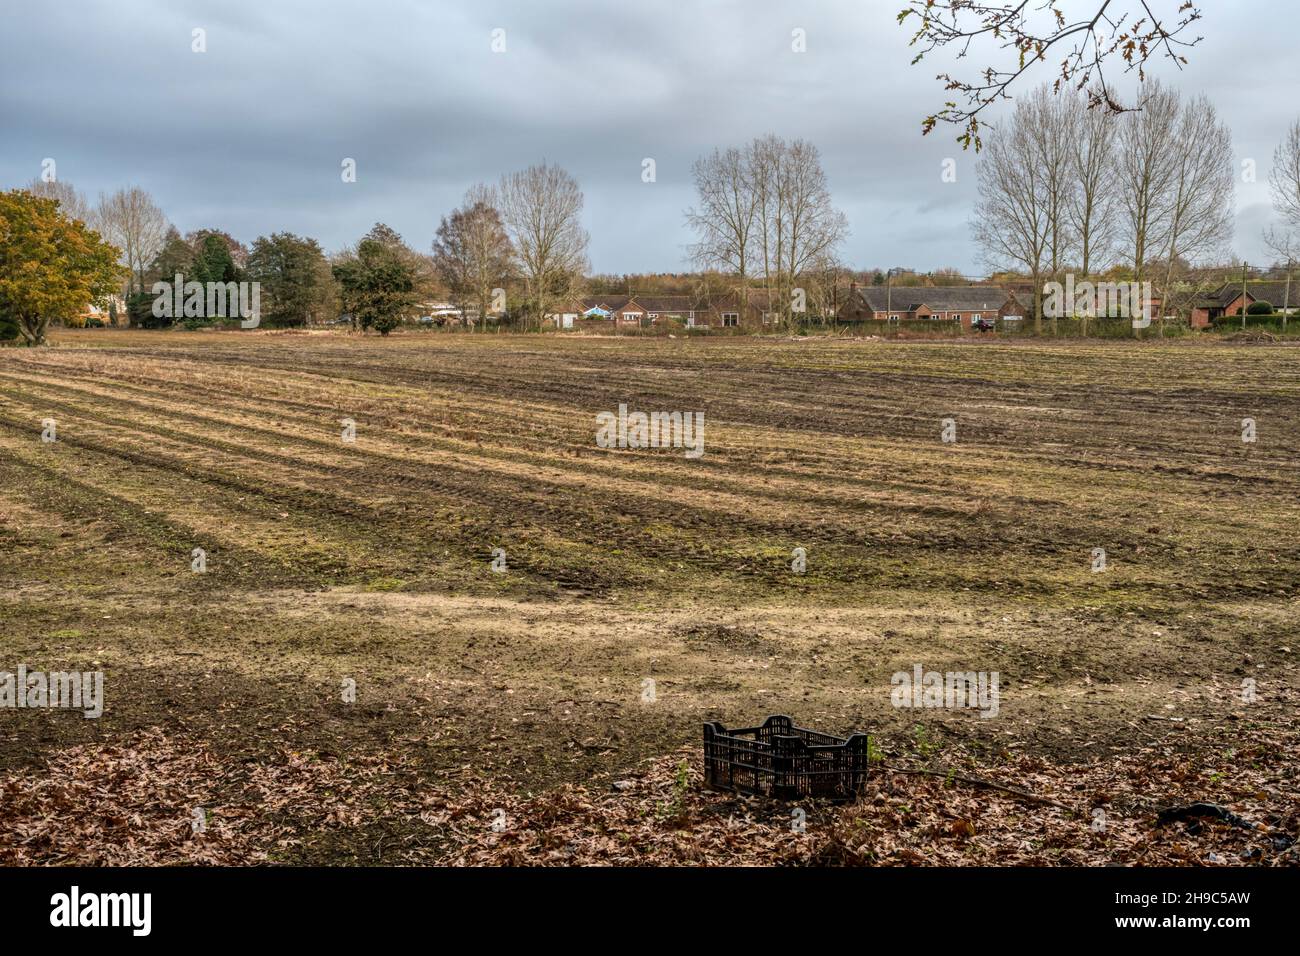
[3, 0, 1299, 273]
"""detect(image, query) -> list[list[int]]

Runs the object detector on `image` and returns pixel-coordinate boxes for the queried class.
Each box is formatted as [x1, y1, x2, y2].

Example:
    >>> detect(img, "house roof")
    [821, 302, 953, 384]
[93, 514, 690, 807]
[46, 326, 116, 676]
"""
[580, 296, 631, 313]
[847, 286, 1012, 313]
[1197, 281, 1296, 309]
[740, 290, 782, 311]
[631, 295, 702, 313]
[705, 290, 783, 313]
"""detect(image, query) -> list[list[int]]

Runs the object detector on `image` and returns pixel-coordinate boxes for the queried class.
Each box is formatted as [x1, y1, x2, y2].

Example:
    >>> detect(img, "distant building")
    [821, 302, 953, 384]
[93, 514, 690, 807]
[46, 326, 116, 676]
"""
[412, 301, 465, 326]
[548, 289, 837, 331]
[836, 284, 1016, 330]
[78, 294, 127, 327]
[1192, 281, 1298, 328]
[549, 295, 716, 329]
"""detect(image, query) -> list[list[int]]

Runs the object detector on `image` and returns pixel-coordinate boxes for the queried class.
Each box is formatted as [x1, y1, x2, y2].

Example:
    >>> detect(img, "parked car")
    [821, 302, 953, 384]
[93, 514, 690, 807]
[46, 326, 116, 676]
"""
[971, 316, 996, 332]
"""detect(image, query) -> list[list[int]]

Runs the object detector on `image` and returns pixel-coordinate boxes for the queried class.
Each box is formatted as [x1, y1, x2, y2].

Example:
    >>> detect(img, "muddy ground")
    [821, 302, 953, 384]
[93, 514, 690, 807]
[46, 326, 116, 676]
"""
[1, 330, 1296, 863]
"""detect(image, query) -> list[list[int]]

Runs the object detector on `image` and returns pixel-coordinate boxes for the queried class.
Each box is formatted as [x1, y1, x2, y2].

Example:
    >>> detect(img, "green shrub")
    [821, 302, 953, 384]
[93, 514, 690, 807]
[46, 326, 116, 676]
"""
[1214, 312, 1285, 330]
[1246, 301, 1274, 315]
[0, 311, 20, 343]
[127, 291, 163, 328]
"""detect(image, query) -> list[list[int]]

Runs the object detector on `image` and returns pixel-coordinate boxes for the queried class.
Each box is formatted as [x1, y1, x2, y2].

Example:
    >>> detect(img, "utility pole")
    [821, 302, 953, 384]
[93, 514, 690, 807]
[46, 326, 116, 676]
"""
[885, 267, 904, 338]
[1241, 262, 1249, 331]
[831, 268, 841, 331]
[1284, 259, 1293, 333]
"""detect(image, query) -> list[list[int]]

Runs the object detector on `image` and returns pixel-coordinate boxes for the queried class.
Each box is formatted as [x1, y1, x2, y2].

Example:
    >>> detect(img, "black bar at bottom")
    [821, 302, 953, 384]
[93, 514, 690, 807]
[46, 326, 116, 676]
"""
[0, 866, 1286, 942]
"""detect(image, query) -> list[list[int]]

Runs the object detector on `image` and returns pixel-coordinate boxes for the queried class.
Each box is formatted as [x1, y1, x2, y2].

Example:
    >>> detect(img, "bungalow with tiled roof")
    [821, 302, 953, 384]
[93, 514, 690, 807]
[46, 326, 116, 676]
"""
[549, 291, 791, 331]
[545, 296, 629, 329]
[696, 290, 784, 329]
[835, 284, 1017, 330]
[580, 296, 631, 318]
[1191, 280, 1297, 328]
[631, 294, 716, 327]
[569, 294, 719, 329]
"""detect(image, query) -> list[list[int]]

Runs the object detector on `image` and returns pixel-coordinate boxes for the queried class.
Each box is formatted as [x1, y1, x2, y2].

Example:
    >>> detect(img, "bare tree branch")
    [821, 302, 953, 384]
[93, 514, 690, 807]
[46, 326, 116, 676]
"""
[900, 0, 1203, 149]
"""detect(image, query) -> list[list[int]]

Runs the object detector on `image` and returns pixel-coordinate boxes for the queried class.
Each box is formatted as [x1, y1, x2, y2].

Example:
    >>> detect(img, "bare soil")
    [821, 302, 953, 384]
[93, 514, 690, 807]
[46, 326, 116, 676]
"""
[1, 330, 1296, 864]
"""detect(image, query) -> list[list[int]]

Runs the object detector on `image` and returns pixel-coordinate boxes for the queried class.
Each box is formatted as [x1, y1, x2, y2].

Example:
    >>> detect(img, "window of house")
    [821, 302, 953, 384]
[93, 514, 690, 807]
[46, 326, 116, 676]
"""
[722, 312, 738, 327]
[953, 314, 962, 322]
[623, 312, 642, 323]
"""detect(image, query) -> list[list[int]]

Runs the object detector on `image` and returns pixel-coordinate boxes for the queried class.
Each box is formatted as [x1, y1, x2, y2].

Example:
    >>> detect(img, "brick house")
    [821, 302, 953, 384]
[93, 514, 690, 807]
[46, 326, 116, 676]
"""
[1191, 281, 1298, 328]
[835, 285, 1016, 329]
[547, 296, 630, 329]
[628, 294, 709, 327]
[737, 290, 783, 327]
[557, 294, 721, 329]
[580, 296, 629, 317]
[688, 294, 746, 329]
[609, 297, 648, 326]
[1003, 279, 1163, 326]
[551, 290, 806, 331]
[645, 290, 824, 330]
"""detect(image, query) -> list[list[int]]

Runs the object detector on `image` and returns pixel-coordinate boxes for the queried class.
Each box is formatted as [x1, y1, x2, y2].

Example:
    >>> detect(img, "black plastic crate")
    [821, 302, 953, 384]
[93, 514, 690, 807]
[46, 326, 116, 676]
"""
[703, 715, 870, 802]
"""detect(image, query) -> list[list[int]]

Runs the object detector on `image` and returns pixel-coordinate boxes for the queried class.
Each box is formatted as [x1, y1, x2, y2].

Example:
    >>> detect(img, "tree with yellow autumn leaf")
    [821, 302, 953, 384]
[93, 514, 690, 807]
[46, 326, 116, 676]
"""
[0, 189, 125, 346]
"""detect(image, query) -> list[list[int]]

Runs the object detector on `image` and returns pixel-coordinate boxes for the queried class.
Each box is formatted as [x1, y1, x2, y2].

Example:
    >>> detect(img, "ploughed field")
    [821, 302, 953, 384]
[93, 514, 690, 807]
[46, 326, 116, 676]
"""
[1, 330, 1297, 864]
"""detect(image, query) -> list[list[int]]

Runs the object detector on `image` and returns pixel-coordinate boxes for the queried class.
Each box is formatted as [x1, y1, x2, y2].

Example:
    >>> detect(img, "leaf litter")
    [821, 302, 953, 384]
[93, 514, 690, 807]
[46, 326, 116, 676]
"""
[1, 724, 1295, 866]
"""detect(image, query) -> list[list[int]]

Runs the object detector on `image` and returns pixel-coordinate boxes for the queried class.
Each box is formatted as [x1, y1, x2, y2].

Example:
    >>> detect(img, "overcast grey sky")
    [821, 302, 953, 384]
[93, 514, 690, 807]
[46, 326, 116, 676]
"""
[1, 0, 1295, 274]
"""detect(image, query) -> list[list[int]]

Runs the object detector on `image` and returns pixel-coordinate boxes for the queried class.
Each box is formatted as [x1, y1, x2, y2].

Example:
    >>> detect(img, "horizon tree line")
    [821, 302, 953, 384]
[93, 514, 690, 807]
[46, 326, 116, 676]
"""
[10, 95, 1300, 343]
[685, 134, 848, 326]
[973, 80, 1236, 333]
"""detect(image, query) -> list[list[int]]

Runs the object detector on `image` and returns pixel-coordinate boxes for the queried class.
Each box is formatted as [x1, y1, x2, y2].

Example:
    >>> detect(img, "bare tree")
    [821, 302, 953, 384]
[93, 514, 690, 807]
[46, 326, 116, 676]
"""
[803, 255, 849, 325]
[1263, 236, 1298, 325]
[749, 135, 781, 320]
[900, 0, 1204, 148]
[432, 184, 515, 331]
[972, 97, 1051, 332]
[753, 136, 849, 326]
[497, 163, 589, 332]
[95, 187, 168, 294]
[1265, 227, 1300, 265]
[689, 135, 847, 327]
[1023, 86, 1077, 331]
[1158, 94, 1234, 329]
[686, 147, 758, 279]
[1264, 123, 1300, 322]
[1271, 119, 1300, 229]
[778, 139, 850, 320]
[1266, 119, 1300, 292]
[25, 178, 94, 226]
[1116, 79, 1180, 289]
[1067, 92, 1119, 276]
